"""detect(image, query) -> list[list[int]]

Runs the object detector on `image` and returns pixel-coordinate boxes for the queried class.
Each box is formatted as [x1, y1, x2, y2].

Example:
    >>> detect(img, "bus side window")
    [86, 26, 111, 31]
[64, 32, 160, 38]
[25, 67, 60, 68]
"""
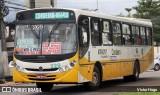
[78, 16, 89, 58]
[136, 26, 141, 45]
[140, 27, 146, 45]
[146, 27, 152, 45]
[112, 22, 122, 45]
[102, 20, 112, 45]
[91, 18, 102, 46]
[132, 26, 140, 45]
[122, 24, 131, 45]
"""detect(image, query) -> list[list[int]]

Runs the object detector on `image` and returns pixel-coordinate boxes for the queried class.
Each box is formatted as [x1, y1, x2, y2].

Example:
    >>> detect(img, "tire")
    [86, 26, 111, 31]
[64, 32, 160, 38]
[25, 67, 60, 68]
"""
[154, 64, 160, 71]
[123, 61, 140, 81]
[84, 66, 101, 90]
[36, 83, 53, 92]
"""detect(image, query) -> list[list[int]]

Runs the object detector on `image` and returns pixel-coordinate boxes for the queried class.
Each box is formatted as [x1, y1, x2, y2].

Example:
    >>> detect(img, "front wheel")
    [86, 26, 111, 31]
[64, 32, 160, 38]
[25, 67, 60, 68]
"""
[84, 66, 101, 90]
[36, 83, 53, 92]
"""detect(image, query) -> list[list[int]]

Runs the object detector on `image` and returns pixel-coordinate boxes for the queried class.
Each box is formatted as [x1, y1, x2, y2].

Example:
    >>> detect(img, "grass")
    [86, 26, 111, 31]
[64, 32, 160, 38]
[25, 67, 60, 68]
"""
[115, 92, 160, 95]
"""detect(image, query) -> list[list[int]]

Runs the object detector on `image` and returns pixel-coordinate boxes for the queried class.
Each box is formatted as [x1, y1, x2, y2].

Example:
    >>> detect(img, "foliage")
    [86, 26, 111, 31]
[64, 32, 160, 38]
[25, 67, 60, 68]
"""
[116, 12, 125, 17]
[115, 92, 160, 95]
[132, 0, 160, 44]
[125, 8, 132, 17]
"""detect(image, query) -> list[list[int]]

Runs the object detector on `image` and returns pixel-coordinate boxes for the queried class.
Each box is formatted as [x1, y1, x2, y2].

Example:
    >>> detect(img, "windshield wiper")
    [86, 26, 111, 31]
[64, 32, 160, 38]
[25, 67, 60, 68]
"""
[48, 22, 60, 38]
[29, 25, 40, 39]
[48, 22, 60, 45]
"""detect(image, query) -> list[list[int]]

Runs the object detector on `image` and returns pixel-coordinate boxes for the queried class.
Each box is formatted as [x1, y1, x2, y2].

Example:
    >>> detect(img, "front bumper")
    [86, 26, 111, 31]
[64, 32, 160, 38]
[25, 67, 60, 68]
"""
[13, 67, 78, 83]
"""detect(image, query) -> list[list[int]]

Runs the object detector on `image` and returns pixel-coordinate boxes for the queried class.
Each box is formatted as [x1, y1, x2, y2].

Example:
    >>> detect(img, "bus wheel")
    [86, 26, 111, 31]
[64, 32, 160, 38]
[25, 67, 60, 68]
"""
[123, 61, 140, 81]
[36, 83, 53, 92]
[84, 66, 101, 90]
[132, 62, 140, 81]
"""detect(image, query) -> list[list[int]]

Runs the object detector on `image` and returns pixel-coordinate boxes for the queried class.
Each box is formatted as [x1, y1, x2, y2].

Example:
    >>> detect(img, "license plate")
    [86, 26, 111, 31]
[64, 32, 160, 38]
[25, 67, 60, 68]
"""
[36, 74, 47, 79]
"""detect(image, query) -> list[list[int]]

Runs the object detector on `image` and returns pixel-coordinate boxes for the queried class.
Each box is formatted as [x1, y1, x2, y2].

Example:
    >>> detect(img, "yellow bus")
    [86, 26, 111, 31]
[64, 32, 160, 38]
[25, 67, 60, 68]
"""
[10, 8, 154, 92]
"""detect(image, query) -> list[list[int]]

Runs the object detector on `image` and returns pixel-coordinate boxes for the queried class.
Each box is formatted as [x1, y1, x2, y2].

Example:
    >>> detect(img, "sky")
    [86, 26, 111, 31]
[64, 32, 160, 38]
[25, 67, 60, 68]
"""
[4, 0, 25, 22]
[57, 0, 138, 16]
[4, 0, 139, 22]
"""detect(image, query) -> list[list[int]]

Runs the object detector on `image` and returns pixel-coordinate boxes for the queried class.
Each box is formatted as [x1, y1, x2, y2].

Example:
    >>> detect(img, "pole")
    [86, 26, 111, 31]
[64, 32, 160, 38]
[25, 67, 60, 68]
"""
[96, 0, 98, 12]
[51, 0, 54, 7]
[51, 0, 57, 7]
[0, 0, 7, 83]
[0, 0, 6, 51]
[30, 0, 35, 9]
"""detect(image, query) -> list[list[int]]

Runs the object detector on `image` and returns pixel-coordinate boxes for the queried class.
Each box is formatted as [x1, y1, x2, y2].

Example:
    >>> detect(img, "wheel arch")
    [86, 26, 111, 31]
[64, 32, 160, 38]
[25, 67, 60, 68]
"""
[155, 63, 160, 65]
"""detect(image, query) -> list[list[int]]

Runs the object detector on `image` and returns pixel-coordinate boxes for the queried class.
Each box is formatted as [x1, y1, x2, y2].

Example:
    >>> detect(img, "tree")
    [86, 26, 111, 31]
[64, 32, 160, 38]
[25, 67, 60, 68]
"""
[116, 12, 125, 17]
[125, 8, 132, 17]
[132, 0, 160, 44]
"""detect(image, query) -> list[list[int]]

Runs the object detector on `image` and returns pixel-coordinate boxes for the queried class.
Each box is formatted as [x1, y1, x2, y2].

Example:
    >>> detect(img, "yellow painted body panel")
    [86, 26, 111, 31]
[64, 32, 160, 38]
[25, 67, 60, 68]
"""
[78, 64, 94, 81]
[78, 47, 154, 81]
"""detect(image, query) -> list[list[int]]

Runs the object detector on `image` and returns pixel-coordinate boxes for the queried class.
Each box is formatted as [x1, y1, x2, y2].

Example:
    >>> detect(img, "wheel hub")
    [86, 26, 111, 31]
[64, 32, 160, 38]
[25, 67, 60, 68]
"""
[92, 72, 98, 86]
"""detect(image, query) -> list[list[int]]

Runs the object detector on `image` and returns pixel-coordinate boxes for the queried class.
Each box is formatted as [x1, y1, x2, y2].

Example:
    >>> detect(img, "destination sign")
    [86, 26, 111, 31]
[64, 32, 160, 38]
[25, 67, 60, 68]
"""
[35, 12, 69, 20]
[16, 9, 75, 21]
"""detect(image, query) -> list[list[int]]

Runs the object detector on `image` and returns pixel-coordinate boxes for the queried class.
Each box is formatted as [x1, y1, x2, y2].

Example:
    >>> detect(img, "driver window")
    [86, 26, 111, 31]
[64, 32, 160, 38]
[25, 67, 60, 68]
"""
[82, 28, 87, 45]
[78, 16, 89, 58]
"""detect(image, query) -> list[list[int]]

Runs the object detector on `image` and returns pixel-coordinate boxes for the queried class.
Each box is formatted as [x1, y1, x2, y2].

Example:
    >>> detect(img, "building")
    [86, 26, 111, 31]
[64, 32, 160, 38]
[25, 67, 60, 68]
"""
[25, 0, 57, 8]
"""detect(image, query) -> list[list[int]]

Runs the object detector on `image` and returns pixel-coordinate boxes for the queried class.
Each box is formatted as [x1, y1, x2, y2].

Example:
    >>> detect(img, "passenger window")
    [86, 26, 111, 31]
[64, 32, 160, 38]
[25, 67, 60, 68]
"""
[91, 18, 102, 46]
[146, 28, 152, 45]
[112, 22, 121, 45]
[122, 24, 131, 45]
[132, 26, 140, 45]
[140, 27, 146, 45]
[102, 21, 112, 45]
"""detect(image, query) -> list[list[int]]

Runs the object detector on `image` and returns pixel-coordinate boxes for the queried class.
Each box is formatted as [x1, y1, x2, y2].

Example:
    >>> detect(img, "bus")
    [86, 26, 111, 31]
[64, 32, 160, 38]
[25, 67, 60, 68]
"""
[10, 8, 154, 92]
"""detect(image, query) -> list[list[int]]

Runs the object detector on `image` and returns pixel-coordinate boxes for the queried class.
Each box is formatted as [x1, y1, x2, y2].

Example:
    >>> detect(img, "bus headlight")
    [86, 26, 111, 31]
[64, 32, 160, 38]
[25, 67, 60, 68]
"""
[59, 67, 64, 72]
[58, 60, 77, 72]
[13, 63, 25, 72]
[65, 65, 71, 71]
[16, 65, 20, 70]
[16, 65, 25, 72]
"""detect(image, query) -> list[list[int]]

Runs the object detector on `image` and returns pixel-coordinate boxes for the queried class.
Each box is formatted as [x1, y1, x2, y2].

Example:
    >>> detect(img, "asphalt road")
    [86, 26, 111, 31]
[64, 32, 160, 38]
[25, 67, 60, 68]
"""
[1, 70, 160, 95]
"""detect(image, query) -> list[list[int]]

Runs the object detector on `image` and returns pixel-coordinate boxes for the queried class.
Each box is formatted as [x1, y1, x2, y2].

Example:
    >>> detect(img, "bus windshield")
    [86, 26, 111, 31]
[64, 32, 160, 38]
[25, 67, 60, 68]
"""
[15, 23, 77, 55]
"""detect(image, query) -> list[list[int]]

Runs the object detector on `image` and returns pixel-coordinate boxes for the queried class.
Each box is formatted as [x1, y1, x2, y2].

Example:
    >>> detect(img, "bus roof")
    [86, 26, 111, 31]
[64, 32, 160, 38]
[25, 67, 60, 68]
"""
[72, 8, 152, 27]
[18, 7, 152, 27]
